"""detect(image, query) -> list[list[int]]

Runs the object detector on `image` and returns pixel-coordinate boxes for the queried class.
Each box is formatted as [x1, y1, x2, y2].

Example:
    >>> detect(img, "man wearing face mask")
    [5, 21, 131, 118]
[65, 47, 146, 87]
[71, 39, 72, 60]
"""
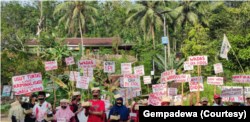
[70, 91, 83, 122]
[108, 94, 129, 122]
[200, 97, 208, 106]
[212, 94, 227, 106]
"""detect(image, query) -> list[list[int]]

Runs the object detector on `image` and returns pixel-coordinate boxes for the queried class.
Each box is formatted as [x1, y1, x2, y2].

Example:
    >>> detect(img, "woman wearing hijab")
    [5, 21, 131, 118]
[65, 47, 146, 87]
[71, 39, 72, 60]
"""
[54, 99, 75, 122]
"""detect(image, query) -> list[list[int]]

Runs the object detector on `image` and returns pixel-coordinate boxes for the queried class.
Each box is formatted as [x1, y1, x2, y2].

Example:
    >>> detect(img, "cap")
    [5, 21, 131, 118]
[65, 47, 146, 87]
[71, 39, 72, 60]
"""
[214, 94, 221, 99]
[161, 96, 171, 102]
[38, 91, 46, 96]
[11, 101, 20, 107]
[114, 94, 122, 99]
[175, 101, 182, 106]
[137, 100, 143, 104]
[60, 99, 69, 103]
[201, 97, 208, 102]
[91, 87, 100, 92]
[246, 94, 250, 98]
[73, 91, 80, 96]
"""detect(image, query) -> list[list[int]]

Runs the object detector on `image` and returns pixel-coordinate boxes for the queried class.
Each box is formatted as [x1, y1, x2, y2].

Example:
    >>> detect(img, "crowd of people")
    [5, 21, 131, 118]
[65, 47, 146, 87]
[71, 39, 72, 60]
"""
[9, 88, 250, 122]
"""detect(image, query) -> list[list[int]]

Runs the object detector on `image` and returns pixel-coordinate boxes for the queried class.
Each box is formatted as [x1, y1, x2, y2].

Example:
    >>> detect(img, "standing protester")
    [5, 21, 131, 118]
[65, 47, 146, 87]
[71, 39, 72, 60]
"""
[70, 91, 83, 122]
[85, 87, 105, 122]
[142, 99, 148, 106]
[212, 94, 227, 106]
[161, 97, 171, 106]
[246, 94, 250, 106]
[54, 99, 75, 122]
[200, 97, 208, 106]
[8, 101, 24, 122]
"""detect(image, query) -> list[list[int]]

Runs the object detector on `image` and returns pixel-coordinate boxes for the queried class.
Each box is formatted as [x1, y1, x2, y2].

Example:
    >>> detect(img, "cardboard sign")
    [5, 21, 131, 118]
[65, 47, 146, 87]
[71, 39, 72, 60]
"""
[221, 86, 250, 102]
[45, 61, 58, 71]
[65, 57, 75, 66]
[12, 73, 43, 95]
[175, 74, 191, 83]
[57, 118, 66, 122]
[188, 56, 208, 65]
[2, 85, 11, 96]
[221, 87, 245, 97]
[121, 63, 132, 74]
[120, 77, 124, 87]
[189, 76, 204, 92]
[69, 71, 80, 81]
[148, 93, 161, 106]
[184, 61, 193, 70]
[161, 69, 176, 83]
[102, 100, 110, 110]
[168, 88, 177, 96]
[104, 61, 115, 73]
[207, 77, 223, 85]
[232, 75, 250, 83]
[78, 60, 96, 69]
[130, 113, 137, 117]
[76, 76, 89, 89]
[123, 74, 140, 87]
[134, 65, 145, 76]
[152, 84, 167, 96]
[143, 76, 151, 84]
[83, 68, 93, 81]
[119, 88, 140, 99]
[162, 37, 168, 45]
[214, 63, 223, 74]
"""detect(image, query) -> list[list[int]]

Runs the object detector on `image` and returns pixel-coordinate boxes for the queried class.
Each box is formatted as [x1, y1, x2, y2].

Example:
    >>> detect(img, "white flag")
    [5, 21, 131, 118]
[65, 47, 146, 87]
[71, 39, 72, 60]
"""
[220, 34, 231, 60]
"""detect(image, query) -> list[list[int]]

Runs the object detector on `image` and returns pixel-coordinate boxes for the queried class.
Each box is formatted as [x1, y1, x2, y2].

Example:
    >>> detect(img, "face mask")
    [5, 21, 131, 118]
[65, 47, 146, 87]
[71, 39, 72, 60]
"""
[217, 100, 221, 104]
[93, 95, 98, 98]
[61, 106, 67, 109]
[202, 104, 207, 106]
[35, 99, 38, 102]
[38, 98, 44, 101]
[116, 102, 122, 106]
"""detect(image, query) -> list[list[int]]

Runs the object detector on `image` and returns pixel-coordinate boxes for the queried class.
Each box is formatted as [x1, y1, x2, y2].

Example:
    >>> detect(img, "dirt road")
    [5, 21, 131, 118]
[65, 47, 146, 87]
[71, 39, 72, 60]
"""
[1, 114, 11, 122]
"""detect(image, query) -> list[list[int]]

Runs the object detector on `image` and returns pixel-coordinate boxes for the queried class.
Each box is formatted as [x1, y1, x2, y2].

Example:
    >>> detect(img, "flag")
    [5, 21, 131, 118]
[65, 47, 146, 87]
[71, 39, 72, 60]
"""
[220, 34, 231, 60]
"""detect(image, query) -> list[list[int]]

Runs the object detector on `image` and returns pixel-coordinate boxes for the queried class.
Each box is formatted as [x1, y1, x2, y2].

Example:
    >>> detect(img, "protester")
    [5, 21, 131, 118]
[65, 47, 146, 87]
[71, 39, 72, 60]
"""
[246, 94, 250, 106]
[212, 94, 227, 106]
[78, 98, 89, 122]
[231, 102, 241, 106]
[148, 104, 153, 106]
[85, 87, 105, 122]
[161, 97, 171, 106]
[108, 94, 129, 122]
[200, 97, 208, 106]
[70, 91, 83, 122]
[174, 101, 182, 106]
[142, 99, 148, 106]
[54, 99, 75, 122]
[8, 101, 23, 122]
[130, 101, 138, 122]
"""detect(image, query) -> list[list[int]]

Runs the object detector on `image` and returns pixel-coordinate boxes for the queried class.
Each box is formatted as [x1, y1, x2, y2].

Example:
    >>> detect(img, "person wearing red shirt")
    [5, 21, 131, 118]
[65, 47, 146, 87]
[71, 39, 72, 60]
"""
[85, 87, 105, 122]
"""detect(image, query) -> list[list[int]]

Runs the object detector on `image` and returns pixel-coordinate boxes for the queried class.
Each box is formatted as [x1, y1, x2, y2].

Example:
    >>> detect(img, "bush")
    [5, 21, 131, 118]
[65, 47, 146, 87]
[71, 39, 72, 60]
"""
[98, 49, 113, 55]
[129, 50, 135, 56]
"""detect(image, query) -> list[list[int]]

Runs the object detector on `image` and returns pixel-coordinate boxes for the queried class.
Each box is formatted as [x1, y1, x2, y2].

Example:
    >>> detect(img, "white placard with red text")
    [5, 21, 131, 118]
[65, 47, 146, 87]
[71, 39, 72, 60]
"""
[148, 94, 161, 106]
[83, 68, 93, 81]
[12, 73, 43, 95]
[168, 88, 177, 96]
[188, 56, 208, 65]
[207, 77, 223, 85]
[161, 69, 176, 83]
[184, 61, 193, 70]
[45, 61, 58, 71]
[175, 74, 191, 83]
[221, 86, 250, 102]
[65, 57, 75, 66]
[189, 76, 204, 92]
[232, 75, 250, 83]
[76, 76, 89, 89]
[119, 88, 140, 99]
[120, 77, 124, 87]
[143, 76, 151, 84]
[102, 100, 110, 110]
[152, 84, 167, 96]
[123, 74, 140, 87]
[57, 118, 66, 122]
[121, 63, 132, 74]
[214, 63, 223, 74]
[69, 71, 80, 81]
[78, 60, 96, 69]
[134, 65, 144, 76]
[104, 61, 115, 73]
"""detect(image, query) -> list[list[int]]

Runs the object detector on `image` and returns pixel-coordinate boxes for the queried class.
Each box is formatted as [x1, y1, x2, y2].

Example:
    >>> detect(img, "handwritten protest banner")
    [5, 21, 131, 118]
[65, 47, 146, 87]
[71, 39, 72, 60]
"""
[69, 71, 80, 81]
[214, 63, 223, 74]
[78, 60, 96, 69]
[184, 61, 193, 70]
[120, 77, 124, 87]
[168, 88, 177, 96]
[119, 88, 140, 99]
[134, 65, 144, 76]
[2, 85, 11, 96]
[188, 56, 208, 65]
[161, 69, 176, 83]
[123, 74, 140, 87]
[65, 57, 75, 66]
[121, 63, 132, 74]
[76, 76, 89, 89]
[83, 68, 93, 81]
[12, 73, 43, 95]
[221, 86, 250, 102]
[207, 77, 223, 85]
[104, 61, 115, 73]
[143, 76, 151, 84]
[232, 75, 250, 83]
[148, 94, 161, 106]
[175, 74, 191, 83]
[152, 84, 167, 96]
[189, 76, 204, 92]
[45, 61, 58, 71]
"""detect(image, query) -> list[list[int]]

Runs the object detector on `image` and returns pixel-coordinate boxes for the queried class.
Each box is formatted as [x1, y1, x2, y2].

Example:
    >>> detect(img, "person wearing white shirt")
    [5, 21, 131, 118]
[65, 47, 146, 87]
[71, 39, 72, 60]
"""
[212, 94, 227, 106]
[246, 94, 250, 106]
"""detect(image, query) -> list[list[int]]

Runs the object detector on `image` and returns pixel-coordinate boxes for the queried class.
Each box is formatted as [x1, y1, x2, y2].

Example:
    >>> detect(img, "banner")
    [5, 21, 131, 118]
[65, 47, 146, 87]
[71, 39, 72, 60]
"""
[168, 88, 177, 96]
[207, 77, 223, 85]
[45, 61, 58, 71]
[120, 77, 124, 87]
[148, 94, 161, 106]
[65, 56, 75, 66]
[143, 76, 151, 84]
[121, 63, 132, 74]
[134, 65, 145, 76]
[123, 74, 140, 87]
[232, 75, 250, 83]
[104, 61, 115, 73]
[221, 87, 246, 97]
[152, 84, 167, 96]
[220, 34, 231, 60]
[12, 73, 43, 95]
[188, 56, 208, 65]
[184, 61, 193, 70]
[221, 86, 250, 102]
[69, 71, 80, 81]
[2, 85, 11, 96]
[189, 76, 204, 92]
[161, 69, 176, 83]
[119, 88, 140, 99]
[175, 74, 191, 83]
[78, 60, 96, 69]
[83, 68, 93, 81]
[214, 63, 223, 74]
[76, 76, 89, 89]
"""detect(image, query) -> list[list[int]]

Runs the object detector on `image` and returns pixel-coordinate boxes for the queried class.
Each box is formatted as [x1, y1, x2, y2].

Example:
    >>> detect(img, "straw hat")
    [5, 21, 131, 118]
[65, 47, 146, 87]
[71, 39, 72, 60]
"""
[114, 94, 122, 99]
[142, 99, 148, 104]
[56, 106, 60, 110]
[110, 115, 120, 120]
[246, 94, 250, 98]
[161, 97, 171, 103]
[11, 101, 20, 107]
[44, 114, 54, 121]
[137, 100, 143, 104]
[60, 99, 70, 103]
[174, 101, 182, 106]
[73, 91, 80, 96]
[91, 87, 100, 92]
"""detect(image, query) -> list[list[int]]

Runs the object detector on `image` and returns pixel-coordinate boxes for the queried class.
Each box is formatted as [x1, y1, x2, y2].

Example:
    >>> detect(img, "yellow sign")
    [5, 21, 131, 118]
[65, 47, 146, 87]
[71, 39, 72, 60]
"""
[54, 78, 67, 88]
[76, 47, 79, 50]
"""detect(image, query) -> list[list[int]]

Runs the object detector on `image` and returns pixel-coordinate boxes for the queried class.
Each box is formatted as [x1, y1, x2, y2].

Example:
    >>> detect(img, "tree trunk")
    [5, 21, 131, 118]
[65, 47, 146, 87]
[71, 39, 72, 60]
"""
[167, 24, 170, 59]
[79, 19, 84, 57]
[151, 24, 155, 50]
[37, 1, 43, 57]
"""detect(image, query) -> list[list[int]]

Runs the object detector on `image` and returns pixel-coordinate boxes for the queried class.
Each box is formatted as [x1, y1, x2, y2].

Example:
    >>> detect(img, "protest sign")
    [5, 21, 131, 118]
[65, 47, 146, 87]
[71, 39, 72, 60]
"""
[221, 86, 250, 101]
[207, 77, 223, 85]
[83, 68, 93, 81]
[102, 100, 110, 110]
[168, 88, 177, 96]
[104, 61, 115, 73]
[189, 76, 204, 92]
[65, 57, 75, 66]
[12, 73, 43, 95]
[161, 69, 176, 83]
[134, 65, 145, 76]
[175, 74, 191, 83]
[188, 56, 208, 65]
[45, 61, 58, 71]
[214, 63, 223, 74]
[152, 84, 167, 96]
[143, 76, 151, 84]
[76, 76, 89, 89]
[78, 60, 96, 69]
[69, 71, 80, 81]
[232, 75, 250, 83]
[119, 88, 140, 99]
[148, 94, 161, 106]
[123, 74, 140, 87]
[120, 77, 124, 87]
[2, 85, 11, 96]
[121, 63, 132, 74]
[184, 61, 193, 70]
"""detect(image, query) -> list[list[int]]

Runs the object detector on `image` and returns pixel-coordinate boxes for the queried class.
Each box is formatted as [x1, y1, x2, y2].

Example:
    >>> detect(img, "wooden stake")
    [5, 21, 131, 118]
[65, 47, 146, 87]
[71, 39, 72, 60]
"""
[166, 83, 168, 97]
[197, 65, 200, 104]
[87, 68, 89, 100]
[147, 84, 149, 94]
[182, 81, 184, 105]
[52, 70, 56, 109]
[214, 74, 217, 96]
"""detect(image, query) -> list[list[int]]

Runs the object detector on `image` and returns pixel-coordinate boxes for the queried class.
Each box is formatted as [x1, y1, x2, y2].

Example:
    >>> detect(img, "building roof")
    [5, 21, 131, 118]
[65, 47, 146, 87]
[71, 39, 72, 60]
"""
[26, 38, 122, 46]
